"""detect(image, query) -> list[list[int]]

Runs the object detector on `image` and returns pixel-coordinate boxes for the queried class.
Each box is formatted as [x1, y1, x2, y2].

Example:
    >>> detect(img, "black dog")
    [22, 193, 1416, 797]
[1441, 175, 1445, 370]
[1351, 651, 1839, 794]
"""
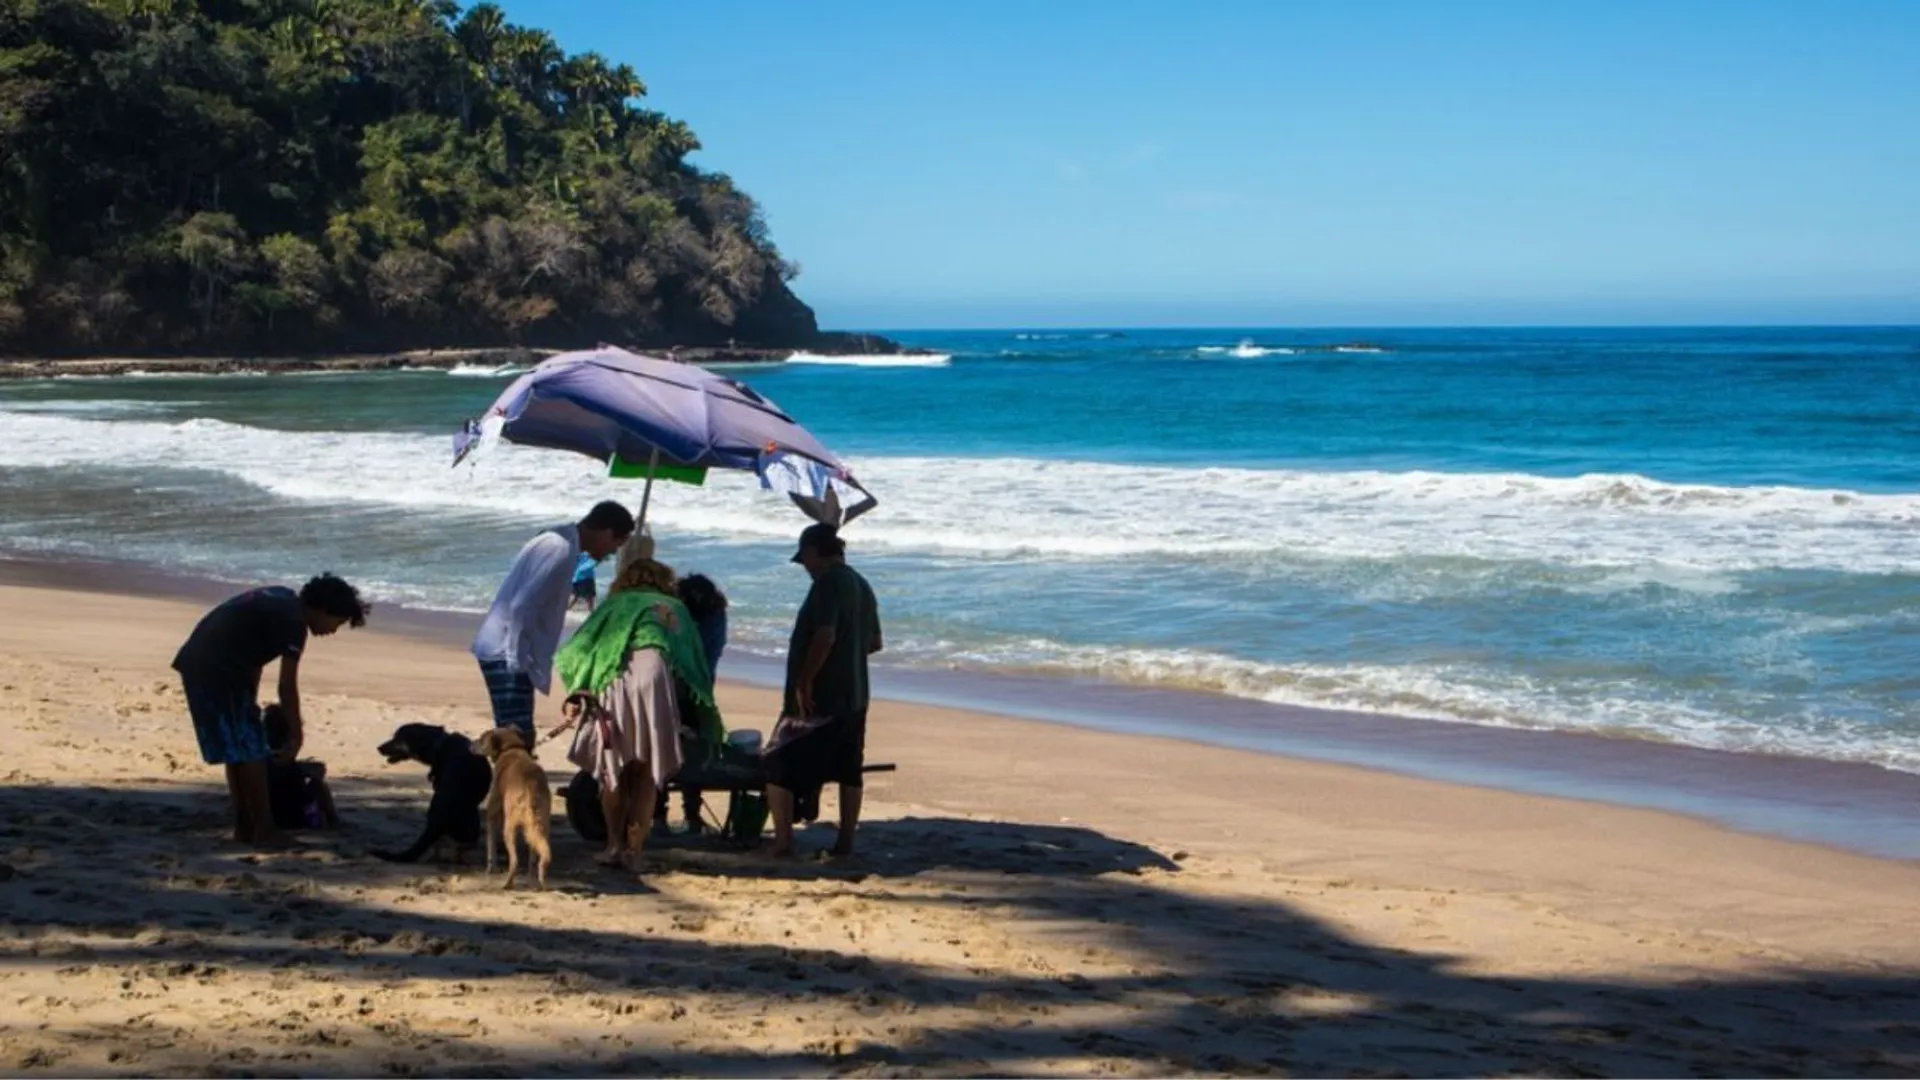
[371, 723, 492, 863]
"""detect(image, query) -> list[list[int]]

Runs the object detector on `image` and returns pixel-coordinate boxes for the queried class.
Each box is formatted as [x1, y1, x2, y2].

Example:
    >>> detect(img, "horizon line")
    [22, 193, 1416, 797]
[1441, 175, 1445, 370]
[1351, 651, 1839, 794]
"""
[828, 322, 1920, 334]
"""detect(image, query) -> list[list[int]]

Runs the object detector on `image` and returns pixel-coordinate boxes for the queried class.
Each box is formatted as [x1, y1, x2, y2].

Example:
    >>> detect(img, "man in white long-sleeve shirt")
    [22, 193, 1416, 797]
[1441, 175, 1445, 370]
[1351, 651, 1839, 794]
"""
[472, 501, 635, 738]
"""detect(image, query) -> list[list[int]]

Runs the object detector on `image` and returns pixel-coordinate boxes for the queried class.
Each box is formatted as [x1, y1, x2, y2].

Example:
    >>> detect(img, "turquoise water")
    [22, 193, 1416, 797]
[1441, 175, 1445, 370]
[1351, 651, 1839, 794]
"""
[2, 327, 1917, 769]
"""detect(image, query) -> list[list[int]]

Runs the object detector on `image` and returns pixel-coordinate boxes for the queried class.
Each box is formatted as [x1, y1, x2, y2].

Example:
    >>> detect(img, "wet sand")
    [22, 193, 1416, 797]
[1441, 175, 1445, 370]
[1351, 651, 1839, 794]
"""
[3, 577, 1920, 1075]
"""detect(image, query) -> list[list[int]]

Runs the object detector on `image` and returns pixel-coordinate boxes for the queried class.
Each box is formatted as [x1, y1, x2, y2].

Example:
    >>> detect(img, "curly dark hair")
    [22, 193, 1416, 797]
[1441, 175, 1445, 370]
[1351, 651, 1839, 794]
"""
[677, 573, 727, 621]
[300, 573, 370, 628]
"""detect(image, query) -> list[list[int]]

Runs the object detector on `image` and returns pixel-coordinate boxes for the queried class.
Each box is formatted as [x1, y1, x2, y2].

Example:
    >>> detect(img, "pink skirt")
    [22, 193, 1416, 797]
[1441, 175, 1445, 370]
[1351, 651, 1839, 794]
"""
[567, 649, 683, 792]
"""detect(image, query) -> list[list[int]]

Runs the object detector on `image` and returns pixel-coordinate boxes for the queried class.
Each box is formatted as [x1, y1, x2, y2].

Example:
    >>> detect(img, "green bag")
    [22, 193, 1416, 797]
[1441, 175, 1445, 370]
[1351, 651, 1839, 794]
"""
[727, 791, 768, 844]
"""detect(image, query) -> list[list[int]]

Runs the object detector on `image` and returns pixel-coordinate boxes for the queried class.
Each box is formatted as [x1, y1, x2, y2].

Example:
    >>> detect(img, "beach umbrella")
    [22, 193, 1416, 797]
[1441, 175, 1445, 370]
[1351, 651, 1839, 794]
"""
[453, 346, 876, 535]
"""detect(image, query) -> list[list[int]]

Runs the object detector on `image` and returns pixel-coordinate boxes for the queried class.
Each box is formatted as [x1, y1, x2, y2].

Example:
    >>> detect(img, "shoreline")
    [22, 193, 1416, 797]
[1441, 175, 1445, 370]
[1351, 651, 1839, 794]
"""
[0, 333, 927, 380]
[10, 549, 1920, 862]
[0, 346, 556, 380]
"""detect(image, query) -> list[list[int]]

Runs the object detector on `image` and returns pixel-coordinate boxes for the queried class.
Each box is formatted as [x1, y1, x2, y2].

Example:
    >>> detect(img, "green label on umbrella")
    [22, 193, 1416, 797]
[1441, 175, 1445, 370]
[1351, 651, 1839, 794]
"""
[609, 454, 708, 486]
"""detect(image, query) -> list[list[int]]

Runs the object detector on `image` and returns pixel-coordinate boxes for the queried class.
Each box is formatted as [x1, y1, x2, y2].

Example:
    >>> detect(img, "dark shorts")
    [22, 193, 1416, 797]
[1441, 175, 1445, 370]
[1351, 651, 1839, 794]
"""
[181, 677, 272, 766]
[765, 710, 868, 792]
[572, 578, 596, 601]
[478, 660, 536, 739]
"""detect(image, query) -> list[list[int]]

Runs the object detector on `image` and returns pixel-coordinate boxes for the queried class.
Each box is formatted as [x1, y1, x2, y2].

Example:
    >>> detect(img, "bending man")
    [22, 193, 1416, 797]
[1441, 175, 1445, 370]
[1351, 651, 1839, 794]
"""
[472, 501, 635, 739]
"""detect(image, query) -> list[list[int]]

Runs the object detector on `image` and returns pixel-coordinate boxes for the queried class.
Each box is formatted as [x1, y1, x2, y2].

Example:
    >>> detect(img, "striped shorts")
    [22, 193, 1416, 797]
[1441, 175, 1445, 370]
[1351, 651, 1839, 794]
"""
[478, 660, 536, 739]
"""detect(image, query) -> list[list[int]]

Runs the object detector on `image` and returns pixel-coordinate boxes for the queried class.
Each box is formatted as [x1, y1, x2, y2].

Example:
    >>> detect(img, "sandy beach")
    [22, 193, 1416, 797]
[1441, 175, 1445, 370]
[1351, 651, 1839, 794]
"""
[3, 579, 1920, 1077]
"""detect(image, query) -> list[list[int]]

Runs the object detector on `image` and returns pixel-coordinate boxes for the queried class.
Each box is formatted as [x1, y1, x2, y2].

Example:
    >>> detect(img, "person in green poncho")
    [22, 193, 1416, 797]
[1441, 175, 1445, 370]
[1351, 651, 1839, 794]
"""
[545, 556, 723, 871]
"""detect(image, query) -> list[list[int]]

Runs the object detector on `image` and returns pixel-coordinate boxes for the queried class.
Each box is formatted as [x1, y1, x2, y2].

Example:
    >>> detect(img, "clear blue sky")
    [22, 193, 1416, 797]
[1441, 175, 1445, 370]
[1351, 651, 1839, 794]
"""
[501, 0, 1918, 329]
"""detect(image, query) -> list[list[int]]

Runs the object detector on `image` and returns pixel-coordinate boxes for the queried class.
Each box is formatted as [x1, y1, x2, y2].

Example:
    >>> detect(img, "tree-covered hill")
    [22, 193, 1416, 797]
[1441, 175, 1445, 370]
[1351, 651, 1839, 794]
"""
[0, 0, 827, 355]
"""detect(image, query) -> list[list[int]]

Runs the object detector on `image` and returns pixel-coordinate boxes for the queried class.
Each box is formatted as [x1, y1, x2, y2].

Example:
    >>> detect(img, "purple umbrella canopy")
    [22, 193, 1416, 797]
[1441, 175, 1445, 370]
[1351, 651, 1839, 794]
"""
[454, 346, 875, 526]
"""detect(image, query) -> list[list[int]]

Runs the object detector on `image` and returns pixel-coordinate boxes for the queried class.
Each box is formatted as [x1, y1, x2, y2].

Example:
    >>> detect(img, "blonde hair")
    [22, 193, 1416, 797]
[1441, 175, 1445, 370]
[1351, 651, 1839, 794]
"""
[611, 556, 677, 597]
[612, 525, 654, 579]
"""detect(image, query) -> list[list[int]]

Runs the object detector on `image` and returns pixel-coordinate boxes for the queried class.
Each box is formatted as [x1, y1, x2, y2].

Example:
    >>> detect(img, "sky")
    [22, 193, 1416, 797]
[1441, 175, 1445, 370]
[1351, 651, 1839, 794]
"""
[501, 0, 1919, 330]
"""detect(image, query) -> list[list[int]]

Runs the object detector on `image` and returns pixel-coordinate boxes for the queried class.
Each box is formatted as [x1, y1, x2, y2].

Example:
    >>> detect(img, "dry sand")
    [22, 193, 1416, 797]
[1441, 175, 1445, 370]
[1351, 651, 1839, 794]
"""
[3, 581, 1919, 1076]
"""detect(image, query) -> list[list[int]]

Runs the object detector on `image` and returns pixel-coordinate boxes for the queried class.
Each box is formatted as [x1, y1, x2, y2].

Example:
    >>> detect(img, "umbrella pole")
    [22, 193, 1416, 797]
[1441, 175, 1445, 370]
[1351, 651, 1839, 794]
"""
[615, 447, 662, 580]
[635, 447, 661, 532]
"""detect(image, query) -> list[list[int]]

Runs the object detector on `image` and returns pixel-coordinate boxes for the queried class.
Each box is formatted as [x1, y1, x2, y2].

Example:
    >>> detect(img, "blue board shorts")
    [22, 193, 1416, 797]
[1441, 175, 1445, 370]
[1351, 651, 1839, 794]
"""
[182, 678, 273, 766]
[479, 659, 536, 739]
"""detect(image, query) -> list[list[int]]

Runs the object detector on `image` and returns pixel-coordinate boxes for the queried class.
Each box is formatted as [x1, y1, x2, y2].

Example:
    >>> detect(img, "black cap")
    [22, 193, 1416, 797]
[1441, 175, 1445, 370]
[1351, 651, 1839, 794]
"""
[790, 522, 841, 563]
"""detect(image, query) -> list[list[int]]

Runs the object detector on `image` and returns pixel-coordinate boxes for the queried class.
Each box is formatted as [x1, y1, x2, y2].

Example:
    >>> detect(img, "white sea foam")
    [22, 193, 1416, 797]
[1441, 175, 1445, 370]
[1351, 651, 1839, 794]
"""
[902, 637, 1920, 772]
[5, 405, 1916, 770]
[52, 369, 266, 380]
[444, 363, 530, 378]
[785, 352, 952, 368]
[0, 398, 190, 416]
[1197, 342, 1296, 358]
[3, 410, 1918, 574]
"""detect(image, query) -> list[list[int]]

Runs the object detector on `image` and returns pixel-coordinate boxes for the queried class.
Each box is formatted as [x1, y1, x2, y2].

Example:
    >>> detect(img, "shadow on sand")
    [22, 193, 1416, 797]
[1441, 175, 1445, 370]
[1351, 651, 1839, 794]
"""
[1, 778, 1917, 1077]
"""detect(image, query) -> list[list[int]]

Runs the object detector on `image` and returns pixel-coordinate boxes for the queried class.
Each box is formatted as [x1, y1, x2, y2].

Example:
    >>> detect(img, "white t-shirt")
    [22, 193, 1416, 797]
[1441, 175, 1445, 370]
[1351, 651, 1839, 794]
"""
[470, 524, 581, 692]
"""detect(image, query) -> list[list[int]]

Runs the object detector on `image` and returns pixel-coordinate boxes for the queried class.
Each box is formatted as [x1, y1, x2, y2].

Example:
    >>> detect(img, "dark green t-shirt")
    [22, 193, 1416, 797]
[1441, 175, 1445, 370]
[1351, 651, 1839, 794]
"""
[171, 586, 308, 687]
[784, 563, 880, 717]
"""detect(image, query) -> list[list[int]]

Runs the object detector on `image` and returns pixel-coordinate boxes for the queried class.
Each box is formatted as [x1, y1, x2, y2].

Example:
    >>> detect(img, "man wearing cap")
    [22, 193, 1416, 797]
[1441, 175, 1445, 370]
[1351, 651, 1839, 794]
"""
[765, 522, 883, 857]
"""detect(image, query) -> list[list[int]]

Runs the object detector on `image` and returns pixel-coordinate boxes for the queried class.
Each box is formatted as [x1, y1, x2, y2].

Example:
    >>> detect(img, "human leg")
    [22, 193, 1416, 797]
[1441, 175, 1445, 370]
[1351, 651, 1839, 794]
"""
[625, 762, 658, 870]
[829, 711, 868, 857]
[760, 716, 845, 857]
[831, 786, 864, 857]
[764, 784, 797, 857]
[478, 660, 536, 742]
[186, 678, 275, 844]
[223, 763, 251, 842]
[596, 776, 628, 865]
[652, 785, 672, 837]
[682, 787, 706, 833]
[231, 761, 285, 847]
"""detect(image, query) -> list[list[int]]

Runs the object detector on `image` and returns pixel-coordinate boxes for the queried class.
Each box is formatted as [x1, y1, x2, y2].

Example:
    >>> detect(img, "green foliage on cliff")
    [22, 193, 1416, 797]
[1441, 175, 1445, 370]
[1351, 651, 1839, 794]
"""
[0, 0, 820, 354]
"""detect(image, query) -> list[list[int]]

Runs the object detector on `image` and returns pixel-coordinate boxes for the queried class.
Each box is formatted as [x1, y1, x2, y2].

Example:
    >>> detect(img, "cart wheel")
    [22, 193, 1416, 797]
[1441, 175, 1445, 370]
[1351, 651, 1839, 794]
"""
[564, 770, 606, 843]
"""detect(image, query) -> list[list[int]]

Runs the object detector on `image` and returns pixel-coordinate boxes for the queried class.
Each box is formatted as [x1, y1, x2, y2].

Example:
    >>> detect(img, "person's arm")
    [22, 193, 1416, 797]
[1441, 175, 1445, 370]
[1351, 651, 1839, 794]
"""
[546, 694, 590, 742]
[867, 586, 883, 655]
[796, 624, 836, 717]
[276, 651, 303, 761]
[708, 609, 728, 668]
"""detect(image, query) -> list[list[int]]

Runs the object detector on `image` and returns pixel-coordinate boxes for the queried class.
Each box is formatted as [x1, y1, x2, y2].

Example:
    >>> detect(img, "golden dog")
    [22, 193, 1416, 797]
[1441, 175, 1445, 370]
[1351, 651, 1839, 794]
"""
[474, 727, 552, 890]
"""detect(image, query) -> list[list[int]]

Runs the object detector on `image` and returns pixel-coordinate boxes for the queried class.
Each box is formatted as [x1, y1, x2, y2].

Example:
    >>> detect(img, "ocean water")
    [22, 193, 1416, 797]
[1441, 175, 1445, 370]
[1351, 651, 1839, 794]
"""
[3, 326, 1918, 771]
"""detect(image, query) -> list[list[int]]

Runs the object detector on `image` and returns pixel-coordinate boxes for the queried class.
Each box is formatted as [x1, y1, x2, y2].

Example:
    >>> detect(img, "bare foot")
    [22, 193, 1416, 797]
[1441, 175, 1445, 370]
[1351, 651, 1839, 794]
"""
[595, 849, 626, 868]
[827, 843, 856, 860]
[758, 841, 795, 859]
